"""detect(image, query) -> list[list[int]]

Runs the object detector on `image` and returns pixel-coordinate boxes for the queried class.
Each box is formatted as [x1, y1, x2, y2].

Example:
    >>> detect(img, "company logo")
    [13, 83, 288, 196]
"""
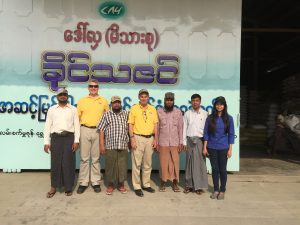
[99, 1, 125, 19]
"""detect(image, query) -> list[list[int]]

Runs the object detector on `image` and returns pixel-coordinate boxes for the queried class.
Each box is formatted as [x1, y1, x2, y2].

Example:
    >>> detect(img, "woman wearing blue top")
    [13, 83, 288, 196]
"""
[203, 96, 235, 200]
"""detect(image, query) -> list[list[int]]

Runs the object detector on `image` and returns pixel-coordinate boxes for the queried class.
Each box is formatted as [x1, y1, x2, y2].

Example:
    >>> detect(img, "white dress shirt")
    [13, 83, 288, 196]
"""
[183, 108, 208, 145]
[44, 104, 80, 145]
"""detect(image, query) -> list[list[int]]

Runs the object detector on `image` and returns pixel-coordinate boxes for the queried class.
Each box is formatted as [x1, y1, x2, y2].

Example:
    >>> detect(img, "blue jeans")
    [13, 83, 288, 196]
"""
[208, 148, 228, 192]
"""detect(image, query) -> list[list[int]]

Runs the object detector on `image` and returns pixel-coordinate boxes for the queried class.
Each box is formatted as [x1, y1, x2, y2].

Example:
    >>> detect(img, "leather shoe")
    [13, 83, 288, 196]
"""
[142, 187, 155, 193]
[76, 185, 87, 194]
[134, 189, 144, 197]
[92, 185, 101, 193]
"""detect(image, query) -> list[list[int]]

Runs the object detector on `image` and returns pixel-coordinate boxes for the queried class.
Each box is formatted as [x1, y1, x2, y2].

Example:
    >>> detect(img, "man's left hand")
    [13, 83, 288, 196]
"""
[152, 139, 157, 149]
[72, 143, 79, 152]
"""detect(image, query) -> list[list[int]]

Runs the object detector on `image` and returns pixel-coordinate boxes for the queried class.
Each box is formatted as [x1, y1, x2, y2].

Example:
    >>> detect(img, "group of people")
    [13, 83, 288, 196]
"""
[44, 79, 235, 200]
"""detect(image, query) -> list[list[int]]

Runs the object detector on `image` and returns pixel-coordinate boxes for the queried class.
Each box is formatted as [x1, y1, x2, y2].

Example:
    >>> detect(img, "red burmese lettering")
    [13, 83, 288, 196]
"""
[119, 32, 129, 44]
[129, 32, 140, 44]
[64, 30, 73, 42]
[77, 22, 89, 43]
[64, 22, 159, 51]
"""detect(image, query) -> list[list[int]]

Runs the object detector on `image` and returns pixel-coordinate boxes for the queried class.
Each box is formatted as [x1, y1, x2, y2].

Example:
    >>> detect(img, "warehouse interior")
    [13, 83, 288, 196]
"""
[240, 0, 300, 158]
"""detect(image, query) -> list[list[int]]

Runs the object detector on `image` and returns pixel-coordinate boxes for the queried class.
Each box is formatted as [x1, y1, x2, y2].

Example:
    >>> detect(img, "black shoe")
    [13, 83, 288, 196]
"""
[77, 185, 87, 194]
[142, 187, 155, 193]
[134, 189, 144, 197]
[92, 185, 101, 193]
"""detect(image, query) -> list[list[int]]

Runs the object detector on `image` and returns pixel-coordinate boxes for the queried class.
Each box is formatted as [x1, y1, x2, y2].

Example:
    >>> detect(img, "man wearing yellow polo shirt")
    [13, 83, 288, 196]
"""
[128, 89, 158, 197]
[77, 79, 109, 194]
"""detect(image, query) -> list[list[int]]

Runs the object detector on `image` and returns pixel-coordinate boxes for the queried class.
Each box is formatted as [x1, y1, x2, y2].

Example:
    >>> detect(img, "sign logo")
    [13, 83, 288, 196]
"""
[99, 1, 126, 19]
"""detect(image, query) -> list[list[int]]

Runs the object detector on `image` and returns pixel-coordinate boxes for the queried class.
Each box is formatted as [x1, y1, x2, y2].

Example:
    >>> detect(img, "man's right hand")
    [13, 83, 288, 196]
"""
[178, 144, 183, 152]
[130, 138, 137, 151]
[44, 145, 50, 154]
[183, 145, 187, 151]
[100, 145, 106, 155]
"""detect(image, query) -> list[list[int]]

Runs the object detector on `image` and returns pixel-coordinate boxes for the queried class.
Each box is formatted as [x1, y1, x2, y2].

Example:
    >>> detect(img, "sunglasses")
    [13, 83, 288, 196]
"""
[58, 93, 68, 97]
[89, 85, 99, 88]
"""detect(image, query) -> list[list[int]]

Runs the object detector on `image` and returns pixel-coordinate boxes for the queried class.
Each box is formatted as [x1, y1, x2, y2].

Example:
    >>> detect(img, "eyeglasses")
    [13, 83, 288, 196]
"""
[58, 93, 68, 97]
[88, 85, 99, 88]
[142, 111, 147, 123]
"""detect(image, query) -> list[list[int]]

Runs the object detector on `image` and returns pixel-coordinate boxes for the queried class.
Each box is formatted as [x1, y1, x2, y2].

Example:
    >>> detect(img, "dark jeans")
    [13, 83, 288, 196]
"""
[208, 148, 228, 192]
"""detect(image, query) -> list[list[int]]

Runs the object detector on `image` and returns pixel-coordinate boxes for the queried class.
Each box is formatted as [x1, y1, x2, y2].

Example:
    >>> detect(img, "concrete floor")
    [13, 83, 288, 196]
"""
[1, 164, 300, 225]
[239, 148, 300, 175]
[1, 148, 300, 225]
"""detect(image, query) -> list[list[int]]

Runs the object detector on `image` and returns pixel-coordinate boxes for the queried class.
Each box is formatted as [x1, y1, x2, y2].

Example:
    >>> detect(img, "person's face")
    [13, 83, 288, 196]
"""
[215, 102, 224, 112]
[111, 101, 122, 111]
[191, 97, 201, 110]
[88, 82, 99, 96]
[57, 93, 68, 104]
[164, 99, 174, 108]
[139, 93, 149, 106]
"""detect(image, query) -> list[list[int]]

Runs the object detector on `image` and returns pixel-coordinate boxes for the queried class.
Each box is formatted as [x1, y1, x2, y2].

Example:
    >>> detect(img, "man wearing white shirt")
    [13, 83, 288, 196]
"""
[44, 88, 80, 198]
[183, 94, 208, 195]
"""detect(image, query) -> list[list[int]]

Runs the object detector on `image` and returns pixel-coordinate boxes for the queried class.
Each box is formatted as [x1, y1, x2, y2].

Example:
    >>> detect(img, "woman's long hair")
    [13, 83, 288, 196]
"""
[208, 96, 230, 134]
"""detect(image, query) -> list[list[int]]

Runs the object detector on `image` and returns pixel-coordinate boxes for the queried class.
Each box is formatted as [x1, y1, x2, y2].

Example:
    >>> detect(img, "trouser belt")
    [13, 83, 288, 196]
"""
[81, 124, 97, 129]
[134, 133, 153, 138]
[51, 131, 74, 137]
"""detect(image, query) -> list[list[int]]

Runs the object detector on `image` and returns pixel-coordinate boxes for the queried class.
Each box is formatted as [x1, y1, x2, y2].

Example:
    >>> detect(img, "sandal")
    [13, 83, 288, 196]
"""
[117, 186, 127, 194]
[195, 189, 204, 195]
[46, 191, 56, 198]
[159, 181, 166, 192]
[65, 191, 73, 196]
[217, 192, 225, 200]
[172, 182, 180, 192]
[210, 192, 219, 199]
[106, 186, 114, 195]
[183, 187, 192, 194]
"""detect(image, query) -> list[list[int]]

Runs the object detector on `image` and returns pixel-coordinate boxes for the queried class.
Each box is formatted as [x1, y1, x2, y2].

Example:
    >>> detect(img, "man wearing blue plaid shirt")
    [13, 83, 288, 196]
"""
[97, 96, 129, 195]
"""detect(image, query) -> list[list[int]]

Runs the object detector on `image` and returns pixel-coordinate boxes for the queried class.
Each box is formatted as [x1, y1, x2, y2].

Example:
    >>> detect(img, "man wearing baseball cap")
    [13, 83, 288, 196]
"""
[97, 96, 129, 195]
[128, 89, 158, 197]
[44, 88, 80, 198]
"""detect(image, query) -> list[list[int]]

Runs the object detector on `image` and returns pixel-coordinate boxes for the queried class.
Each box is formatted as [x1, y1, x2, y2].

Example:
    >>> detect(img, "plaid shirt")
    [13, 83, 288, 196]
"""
[97, 110, 129, 150]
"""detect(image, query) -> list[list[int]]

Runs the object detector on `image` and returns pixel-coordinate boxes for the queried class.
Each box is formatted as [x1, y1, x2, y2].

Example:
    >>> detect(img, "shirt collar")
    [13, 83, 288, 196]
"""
[163, 107, 174, 112]
[54, 104, 72, 108]
[109, 110, 124, 115]
[191, 108, 202, 114]
[139, 103, 149, 110]
[87, 95, 101, 100]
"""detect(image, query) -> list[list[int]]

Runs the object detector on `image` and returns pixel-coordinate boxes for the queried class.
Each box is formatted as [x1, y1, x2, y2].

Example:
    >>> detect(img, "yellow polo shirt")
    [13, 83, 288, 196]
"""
[77, 95, 109, 126]
[128, 103, 158, 135]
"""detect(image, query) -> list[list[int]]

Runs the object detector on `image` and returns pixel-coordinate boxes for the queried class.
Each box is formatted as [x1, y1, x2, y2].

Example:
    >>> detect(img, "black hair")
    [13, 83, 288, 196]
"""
[208, 96, 230, 134]
[191, 94, 201, 101]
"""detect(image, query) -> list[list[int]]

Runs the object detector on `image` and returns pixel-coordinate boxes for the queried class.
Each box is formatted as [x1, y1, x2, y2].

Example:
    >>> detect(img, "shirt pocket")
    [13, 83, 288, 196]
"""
[159, 117, 167, 128]
[172, 115, 178, 127]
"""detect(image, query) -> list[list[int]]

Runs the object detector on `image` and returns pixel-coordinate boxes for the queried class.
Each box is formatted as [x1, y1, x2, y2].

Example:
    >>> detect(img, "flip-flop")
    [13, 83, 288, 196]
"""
[195, 190, 202, 195]
[65, 191, 72, 196]
[195, 189, 204, 195]
[172, 184, 181, 192]
[210, 192, 219, 199]
[217, 192, 225, 200]
[46, 191, 56, 198]
[183, 187, 192, 194]
[159, 186, 166, 192]
[106, 186, 114, 195]
[117, 186, 127, 194]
